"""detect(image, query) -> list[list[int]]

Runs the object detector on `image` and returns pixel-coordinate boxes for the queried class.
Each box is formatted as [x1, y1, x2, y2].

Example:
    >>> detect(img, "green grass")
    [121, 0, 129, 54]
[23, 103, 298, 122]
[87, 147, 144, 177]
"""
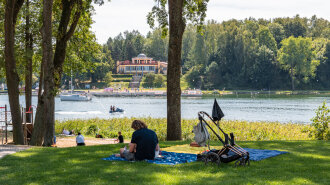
[0, 141, 329, 184]
[55, 118, 311, 141]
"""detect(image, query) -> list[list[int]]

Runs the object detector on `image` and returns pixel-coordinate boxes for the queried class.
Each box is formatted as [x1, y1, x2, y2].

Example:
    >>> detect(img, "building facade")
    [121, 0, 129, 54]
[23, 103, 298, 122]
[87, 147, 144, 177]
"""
[116, 54, 167, 75]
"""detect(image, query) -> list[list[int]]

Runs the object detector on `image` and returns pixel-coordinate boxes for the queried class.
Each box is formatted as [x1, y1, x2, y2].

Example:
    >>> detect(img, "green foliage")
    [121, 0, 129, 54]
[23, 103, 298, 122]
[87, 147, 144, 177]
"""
[184, 67, 201, 88]
[142, 73, 155, 88]
[111, 74, 133, 78]
[268, 22, 285, 47]
[147, 0, 210, 36]
[104, 72, 113, 86]
[251, 45, 275, 89]
[87, 125, 99, 135]
[277, 36, 320, 90]
[257, 26, 277, 52]
[55, 118, 311, 141]
[141, 73, 165, 88]
[309, 101, 330, 140]
[282, 15, 307, 38]
[111, 74, 132, 82]
[145, 29, 168, 61]
[103, 15, 330, 90]
[154, 74, 165, 88]
[111, 78, 131, 82]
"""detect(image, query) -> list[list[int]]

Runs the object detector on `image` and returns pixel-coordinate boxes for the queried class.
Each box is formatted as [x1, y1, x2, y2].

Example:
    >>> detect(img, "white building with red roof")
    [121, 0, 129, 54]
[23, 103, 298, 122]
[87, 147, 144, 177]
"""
[116, 54, 167, 75]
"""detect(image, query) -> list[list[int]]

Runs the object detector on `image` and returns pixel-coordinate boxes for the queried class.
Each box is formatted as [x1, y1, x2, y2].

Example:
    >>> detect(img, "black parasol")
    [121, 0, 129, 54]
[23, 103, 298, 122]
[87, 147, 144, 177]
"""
[212, 98, 224, 121]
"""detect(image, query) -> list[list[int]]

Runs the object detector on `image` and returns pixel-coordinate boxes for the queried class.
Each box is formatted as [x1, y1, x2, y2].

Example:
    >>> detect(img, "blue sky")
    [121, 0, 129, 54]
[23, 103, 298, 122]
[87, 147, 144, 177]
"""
[91, 0, 330, 44]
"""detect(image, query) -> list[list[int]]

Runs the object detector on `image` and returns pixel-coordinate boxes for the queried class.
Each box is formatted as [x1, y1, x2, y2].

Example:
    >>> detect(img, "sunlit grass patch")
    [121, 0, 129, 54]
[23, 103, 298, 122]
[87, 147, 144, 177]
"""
[0, 141, 329, 184]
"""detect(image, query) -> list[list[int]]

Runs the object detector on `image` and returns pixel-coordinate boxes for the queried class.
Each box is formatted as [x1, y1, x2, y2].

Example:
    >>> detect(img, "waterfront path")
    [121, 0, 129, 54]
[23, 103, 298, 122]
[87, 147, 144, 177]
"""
[0, 145, 31, 159]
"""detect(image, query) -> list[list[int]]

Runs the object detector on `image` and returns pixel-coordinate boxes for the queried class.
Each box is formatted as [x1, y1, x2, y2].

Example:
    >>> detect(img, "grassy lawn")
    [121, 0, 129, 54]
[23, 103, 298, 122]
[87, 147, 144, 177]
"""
[0, 140, 329, 185]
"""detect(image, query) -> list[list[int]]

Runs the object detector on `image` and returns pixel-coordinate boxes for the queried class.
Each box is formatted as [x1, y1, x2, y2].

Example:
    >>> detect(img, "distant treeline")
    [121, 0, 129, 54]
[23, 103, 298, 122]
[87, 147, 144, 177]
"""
[93, 15, 330, 90]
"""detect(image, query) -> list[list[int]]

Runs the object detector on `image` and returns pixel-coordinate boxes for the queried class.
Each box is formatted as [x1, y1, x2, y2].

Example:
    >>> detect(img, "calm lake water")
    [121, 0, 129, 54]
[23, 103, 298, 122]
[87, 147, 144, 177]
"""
[0, 95, 329, 124]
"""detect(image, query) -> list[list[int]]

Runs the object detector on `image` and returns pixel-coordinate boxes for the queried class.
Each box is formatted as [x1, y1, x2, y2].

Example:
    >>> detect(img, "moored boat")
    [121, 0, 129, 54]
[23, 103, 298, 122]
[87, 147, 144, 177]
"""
[60, 92, 92, 101]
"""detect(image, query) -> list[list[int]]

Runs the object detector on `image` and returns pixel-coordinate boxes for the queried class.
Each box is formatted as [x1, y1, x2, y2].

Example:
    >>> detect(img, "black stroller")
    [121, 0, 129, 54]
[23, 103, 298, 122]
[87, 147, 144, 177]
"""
[194, 99, 250, 166]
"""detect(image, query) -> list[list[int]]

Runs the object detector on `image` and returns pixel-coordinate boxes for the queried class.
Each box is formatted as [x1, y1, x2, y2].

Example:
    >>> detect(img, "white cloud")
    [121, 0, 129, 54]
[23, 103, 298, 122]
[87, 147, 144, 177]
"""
[92, 0, 330, 44]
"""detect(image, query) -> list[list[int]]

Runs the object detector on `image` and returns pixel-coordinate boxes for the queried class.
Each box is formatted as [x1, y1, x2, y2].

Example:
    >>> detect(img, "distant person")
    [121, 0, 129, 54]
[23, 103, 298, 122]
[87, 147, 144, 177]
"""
[62, 129, 70, 135]
[76, 132, 85, 146]
[117, 132, 124, 143]
[69, 130, 75, 135]
[110, 105, 113, 111]
[117, 120, 159, 161]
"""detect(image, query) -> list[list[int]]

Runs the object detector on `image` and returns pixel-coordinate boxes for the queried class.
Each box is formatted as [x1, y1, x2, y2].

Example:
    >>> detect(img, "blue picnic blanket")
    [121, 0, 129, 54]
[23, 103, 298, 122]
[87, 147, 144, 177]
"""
[102, 148, 287, 165]
[102, 151, 196, 165]
[244, 148, 288, 161]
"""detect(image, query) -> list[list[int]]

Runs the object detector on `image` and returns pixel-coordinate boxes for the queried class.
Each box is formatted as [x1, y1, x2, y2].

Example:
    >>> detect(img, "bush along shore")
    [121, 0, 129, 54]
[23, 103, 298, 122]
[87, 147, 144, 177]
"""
[55, 118, 311, 141]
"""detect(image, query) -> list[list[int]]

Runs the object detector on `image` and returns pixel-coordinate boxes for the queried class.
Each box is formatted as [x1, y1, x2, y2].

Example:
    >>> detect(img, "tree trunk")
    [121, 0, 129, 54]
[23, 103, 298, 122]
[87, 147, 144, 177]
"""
[31, 0, 54, 146]
[30, 96, 45, 145]
[291, 65, 295, 91]
[31, 0, 82, 146]
[40, 0, 54, 146]
[25, 0, 33, 123]
[4, 0, 25, 145]
[167, 0, 185, 141]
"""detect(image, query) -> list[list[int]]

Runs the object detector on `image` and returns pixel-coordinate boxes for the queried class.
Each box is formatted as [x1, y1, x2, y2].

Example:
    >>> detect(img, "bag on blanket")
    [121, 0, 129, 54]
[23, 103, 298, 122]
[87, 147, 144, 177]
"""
[192, 120, 210, 146]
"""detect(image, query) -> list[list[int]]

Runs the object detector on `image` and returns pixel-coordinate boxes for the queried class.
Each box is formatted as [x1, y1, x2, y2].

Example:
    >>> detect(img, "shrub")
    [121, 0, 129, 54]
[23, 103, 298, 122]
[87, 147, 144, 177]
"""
[309, 101, 330, 140]
[105, 72, 113, 86]
[55, 118, 310, 141]
[87, 125, 99, 135]
[142, 73, 165, 88]
[154, 74, 165, 88]
[184, 67, 201, 88]
[111, 74, 133, 78]
[142, 73, 155, 88]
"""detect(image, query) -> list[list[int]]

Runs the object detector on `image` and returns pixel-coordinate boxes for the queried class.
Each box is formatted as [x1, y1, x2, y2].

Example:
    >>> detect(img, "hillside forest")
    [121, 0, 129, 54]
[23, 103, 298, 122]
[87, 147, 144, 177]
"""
[96, 15, 330, 90]
[1, 14, 330, 90]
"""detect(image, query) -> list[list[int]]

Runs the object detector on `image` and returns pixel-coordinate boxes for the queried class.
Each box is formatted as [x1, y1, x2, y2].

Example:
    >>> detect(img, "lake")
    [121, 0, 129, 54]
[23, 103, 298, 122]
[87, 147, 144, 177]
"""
[0, 95, 329, 124]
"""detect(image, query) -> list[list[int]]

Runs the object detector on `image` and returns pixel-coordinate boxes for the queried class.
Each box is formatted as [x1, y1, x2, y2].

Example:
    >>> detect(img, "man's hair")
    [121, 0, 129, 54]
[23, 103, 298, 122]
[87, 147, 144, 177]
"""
[78, 132, 81, 135]
[131, 120, 148, 130]
[118, 131, 121, 134]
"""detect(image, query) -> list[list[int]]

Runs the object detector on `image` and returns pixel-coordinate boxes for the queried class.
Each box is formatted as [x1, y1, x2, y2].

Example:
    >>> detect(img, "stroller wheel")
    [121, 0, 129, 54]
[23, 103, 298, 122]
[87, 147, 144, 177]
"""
[234, 157, 247, 167]
[204, 152, 220, 166]
[234, 159, 240, 167]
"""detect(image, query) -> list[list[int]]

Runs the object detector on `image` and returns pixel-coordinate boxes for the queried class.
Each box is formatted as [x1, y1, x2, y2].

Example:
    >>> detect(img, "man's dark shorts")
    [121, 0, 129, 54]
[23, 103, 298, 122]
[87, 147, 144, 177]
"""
[123, 149, 135, 161]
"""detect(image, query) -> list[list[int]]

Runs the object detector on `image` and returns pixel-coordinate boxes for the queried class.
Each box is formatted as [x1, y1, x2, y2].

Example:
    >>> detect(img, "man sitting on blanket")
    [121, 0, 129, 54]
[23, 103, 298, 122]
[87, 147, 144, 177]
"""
[117, 120, 159, 161]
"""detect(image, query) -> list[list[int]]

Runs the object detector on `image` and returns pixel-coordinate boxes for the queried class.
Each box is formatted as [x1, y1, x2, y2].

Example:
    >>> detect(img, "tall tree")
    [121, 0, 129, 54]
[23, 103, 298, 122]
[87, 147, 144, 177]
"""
[277, 36, 319, 90]
[282, 15, 307, 38]
[148, 0, 209, 140]
[145, 29, 168, 61]
[252, 45, 275, 89]
[24, 0, 33, 123]
[31, 0, 87, 146]
[4, 0, 25, 144]
[166, 0, 184, 140]
[314, 39, 330, 88]
[30, 0, 54, 146]
[268, 23, 285, 48]
[257, 26, 277, 53]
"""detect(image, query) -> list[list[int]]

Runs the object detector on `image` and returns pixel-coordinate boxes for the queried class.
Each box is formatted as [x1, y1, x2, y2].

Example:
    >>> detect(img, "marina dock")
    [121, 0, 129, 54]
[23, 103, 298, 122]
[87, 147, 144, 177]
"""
[91, 91, 202, 97]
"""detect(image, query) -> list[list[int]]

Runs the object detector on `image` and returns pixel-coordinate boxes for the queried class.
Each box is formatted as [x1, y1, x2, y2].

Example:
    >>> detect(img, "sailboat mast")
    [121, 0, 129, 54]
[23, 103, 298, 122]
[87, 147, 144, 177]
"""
[71, 69, 74, 92]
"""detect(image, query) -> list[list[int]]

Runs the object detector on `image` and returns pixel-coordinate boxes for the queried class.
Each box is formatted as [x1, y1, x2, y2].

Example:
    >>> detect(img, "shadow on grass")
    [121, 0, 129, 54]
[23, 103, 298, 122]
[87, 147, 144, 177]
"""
[0, 141, 329, 185]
